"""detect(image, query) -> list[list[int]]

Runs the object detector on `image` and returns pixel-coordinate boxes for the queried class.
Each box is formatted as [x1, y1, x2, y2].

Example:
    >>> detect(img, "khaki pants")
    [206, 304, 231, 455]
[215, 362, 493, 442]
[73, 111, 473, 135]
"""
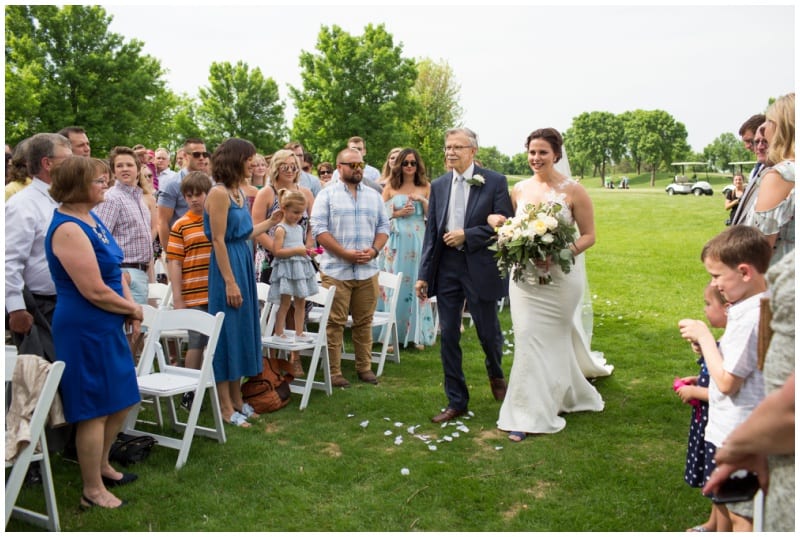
[320, 273, 379, 375]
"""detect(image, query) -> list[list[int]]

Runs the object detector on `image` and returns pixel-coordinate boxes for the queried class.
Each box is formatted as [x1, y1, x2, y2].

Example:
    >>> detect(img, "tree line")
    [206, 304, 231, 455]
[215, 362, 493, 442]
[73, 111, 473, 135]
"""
[5, 5, 754, 181]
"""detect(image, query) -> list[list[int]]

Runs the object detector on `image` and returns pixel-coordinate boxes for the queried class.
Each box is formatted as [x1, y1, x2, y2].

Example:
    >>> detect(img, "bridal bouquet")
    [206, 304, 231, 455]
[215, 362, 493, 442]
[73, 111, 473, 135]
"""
[489, 200, 578, 284]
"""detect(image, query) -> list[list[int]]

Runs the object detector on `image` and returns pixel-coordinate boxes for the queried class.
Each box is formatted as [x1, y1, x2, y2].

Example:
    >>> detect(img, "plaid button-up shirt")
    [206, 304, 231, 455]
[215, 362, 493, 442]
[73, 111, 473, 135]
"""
[310, 180, 390, 281]
[95, 182, 152, 264]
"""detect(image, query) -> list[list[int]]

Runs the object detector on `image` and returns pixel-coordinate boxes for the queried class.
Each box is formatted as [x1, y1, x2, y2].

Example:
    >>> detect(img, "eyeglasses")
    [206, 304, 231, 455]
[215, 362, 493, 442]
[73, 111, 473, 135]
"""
[754, 139, 768, 147]
[92, 178, 108, 185]
[279, 164, 298, 173]
[302, 165, 311, 172]
[319, 169, 332, 175]
[143, 174, 153, 179]
[191, 151, 210, 159]
[341, 162, 365, 170]
[443, 145, 472, 153]
[402, 160, 418, 167]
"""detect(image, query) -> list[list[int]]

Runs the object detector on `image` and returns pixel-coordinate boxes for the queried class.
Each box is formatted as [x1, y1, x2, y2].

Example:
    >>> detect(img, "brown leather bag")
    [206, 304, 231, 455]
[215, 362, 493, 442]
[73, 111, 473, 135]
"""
[241, 357, 293, 413]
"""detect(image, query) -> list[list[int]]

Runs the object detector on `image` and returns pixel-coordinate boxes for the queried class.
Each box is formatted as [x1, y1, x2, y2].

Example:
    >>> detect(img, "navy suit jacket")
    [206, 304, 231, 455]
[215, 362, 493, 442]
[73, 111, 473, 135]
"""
[418, 165, 513, 301]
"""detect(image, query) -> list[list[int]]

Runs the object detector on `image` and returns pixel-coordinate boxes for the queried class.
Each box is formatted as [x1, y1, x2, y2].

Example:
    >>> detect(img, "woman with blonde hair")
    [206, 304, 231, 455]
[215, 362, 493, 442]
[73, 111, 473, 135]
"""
[749, 92, 794, 265]
[378, 147, 403, 189]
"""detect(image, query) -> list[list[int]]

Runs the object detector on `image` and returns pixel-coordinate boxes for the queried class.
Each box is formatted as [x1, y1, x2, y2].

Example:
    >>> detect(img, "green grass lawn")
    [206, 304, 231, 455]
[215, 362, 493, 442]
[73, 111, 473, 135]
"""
[9, 183, 733, 531]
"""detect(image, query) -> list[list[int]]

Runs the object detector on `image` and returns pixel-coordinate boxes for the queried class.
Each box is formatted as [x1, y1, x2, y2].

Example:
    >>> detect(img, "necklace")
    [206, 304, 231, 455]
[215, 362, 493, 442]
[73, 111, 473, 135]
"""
[92, 224, 110, 244]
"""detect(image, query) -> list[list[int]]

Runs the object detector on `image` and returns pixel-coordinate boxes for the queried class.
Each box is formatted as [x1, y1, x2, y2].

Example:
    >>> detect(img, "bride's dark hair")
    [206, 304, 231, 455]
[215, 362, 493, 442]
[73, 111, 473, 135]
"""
[525, 128, 563, 162]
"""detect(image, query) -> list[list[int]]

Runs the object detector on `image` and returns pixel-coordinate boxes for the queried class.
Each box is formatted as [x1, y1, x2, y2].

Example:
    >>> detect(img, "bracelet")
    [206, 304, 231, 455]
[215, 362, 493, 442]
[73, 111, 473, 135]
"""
[371, 246, 380, 258]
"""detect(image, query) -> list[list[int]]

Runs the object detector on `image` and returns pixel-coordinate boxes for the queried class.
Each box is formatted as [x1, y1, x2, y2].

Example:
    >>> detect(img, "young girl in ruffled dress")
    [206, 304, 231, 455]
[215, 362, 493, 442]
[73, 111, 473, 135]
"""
[268, 189, 319, 343]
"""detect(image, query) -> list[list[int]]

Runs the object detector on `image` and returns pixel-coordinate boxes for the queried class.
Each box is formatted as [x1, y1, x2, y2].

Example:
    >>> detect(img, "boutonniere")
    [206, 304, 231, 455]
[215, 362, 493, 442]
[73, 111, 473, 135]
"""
[466, 174, 485, 187]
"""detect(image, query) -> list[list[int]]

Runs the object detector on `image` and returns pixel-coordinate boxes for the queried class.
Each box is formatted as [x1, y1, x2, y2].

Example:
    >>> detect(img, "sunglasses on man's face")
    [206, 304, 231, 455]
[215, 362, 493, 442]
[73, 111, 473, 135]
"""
[341, 162, 364, 170]
[191, 151, 210, 159]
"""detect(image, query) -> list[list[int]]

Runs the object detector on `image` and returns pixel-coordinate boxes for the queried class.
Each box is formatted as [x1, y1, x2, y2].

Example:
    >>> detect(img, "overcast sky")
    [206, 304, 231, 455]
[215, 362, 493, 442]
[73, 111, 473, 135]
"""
[105, 2, 795, 157]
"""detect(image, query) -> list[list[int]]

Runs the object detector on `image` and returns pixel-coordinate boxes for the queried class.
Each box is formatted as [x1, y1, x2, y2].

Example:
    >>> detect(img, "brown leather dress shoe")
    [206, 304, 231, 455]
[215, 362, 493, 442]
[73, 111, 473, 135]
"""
[431, 407, 467, 423]
[357, 370, 378, 385]
[490, 377, 507, 401]
[331, 374, 351, 388]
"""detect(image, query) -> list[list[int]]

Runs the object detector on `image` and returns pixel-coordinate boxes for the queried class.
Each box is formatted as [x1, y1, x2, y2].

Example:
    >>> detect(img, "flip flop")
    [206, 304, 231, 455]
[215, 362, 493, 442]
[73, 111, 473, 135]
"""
[226, 411, 251, 428]
[508, 431, 527, 442]
[687, 526, 710, 532]
[238, 403, 260, 419]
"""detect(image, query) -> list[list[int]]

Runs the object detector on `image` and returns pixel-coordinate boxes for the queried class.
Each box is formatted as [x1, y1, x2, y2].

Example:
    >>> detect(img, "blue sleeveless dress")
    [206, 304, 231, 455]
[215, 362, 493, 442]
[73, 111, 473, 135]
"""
[204, 186, 263, 382]
[45, 210, 140, 423]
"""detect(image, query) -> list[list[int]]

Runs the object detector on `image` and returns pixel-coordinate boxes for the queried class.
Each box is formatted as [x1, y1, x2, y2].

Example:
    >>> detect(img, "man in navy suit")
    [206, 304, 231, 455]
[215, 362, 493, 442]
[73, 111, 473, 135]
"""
[415, 128, 514, 423]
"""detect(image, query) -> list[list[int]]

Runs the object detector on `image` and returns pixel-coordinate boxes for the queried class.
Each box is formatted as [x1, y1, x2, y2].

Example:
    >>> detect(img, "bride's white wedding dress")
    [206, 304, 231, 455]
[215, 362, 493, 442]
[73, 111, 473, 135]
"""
[497, 187, 612, 435]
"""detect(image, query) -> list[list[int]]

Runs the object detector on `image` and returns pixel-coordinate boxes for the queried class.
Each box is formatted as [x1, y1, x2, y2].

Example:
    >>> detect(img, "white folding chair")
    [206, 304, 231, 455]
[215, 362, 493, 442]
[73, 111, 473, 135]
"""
[262, 285, 336, 410]
[341, 271, 402, 376]
[256, 282, 271, 329]
[5, 352, 64, 532]
[147, 282, 172, 309]
[123, 308, 226, 470]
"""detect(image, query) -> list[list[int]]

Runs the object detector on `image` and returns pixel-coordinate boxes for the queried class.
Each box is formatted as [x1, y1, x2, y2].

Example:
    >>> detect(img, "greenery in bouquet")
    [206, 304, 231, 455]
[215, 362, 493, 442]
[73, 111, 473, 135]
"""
[489, 200, 578, 283]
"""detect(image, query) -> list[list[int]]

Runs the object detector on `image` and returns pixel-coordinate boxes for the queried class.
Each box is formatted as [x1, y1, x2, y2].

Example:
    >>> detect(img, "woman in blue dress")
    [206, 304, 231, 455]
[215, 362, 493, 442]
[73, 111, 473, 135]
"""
[46, 157, 143, 510]
[204, 138, 279, 428]
[380, 148, 436, 349]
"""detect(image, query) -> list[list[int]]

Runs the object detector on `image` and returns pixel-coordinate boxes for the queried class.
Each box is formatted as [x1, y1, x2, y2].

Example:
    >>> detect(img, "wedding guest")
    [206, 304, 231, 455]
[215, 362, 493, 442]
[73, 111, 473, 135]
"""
[5, 138, 32, 202]
[381, 148, 435, 350]
[311, 147, 390, 387]
[724, 173, 745, 225]
[249, 153, 268, 189]
[679, 225, 771, 531]
[490, 128, 609, 440]
[748, 92, 795, 265]
[416, 128, 513, 423]
[316, 162, 334, 186]
[285, 141, 321, 196]
[730, 114, 767, 225]
[703, 253, 794, 532]
[378, 147, 403, 189]
[46, 156, 142, 509]
[57, 126, 91, 157]
[95, 147, 152, 305]
[204, 138, 277, 427]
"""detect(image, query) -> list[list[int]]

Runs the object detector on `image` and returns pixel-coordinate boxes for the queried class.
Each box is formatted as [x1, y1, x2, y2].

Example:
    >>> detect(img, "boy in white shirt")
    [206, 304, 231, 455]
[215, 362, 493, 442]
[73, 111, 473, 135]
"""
[679, 225, 771, 532]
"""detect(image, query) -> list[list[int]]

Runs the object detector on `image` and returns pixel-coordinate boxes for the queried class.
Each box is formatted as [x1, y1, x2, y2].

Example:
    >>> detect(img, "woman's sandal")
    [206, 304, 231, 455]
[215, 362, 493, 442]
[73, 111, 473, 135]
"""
[225, 411, 251, 428]
[238, 402, 260, 419]
[687, 525, 710, 532]
[80, 494, 127, 510]
[508, 431, 527, 442]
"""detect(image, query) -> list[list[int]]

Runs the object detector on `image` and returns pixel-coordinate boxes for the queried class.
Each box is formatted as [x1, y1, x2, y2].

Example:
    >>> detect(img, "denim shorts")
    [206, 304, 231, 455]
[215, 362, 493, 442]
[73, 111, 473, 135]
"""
[121, 267, 148, 305]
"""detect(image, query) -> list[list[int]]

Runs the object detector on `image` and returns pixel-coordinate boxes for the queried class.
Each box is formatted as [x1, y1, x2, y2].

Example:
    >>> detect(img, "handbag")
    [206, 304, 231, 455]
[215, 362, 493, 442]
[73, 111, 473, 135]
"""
[108, 432, 157, 466]
[241, 357, 293, 413]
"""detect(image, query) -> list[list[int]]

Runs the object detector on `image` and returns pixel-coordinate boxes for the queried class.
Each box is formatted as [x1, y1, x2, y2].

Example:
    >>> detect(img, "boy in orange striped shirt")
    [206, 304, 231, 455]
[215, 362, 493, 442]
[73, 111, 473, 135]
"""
[166, 172, 213, 391]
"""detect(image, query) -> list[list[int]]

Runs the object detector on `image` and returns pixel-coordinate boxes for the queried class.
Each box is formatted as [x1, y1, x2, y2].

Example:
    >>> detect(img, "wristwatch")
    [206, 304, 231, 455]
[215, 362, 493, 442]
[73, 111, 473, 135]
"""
[371, 246, 380, 258]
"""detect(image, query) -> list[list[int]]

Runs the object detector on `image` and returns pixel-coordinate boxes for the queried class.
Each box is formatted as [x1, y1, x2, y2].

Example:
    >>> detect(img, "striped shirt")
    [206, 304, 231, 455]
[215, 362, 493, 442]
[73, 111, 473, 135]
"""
[166, 211, 211, 307]
[95, 182, 152, 264]
[310, 180, 390, 281]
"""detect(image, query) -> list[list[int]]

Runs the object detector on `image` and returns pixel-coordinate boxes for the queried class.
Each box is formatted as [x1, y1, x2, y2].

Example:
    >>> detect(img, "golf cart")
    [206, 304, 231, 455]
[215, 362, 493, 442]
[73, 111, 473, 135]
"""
[665, 162, 713, 196]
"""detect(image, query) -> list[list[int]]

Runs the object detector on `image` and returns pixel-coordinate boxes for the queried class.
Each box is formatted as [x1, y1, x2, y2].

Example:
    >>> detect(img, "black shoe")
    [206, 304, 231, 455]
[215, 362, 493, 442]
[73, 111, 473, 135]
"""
[24, 465, 42, 486]
[181, 392, 195, 411]
[102, 472, 138, 488]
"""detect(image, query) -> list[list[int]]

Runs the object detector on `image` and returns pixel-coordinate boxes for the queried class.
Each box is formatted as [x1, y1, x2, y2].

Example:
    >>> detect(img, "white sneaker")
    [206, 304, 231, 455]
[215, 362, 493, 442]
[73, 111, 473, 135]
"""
[294, 334, 314, 343]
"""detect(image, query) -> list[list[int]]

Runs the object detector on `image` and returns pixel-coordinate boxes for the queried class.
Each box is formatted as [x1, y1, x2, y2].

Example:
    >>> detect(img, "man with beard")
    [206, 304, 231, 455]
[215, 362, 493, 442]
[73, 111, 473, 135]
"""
[310, 148, 389, 387]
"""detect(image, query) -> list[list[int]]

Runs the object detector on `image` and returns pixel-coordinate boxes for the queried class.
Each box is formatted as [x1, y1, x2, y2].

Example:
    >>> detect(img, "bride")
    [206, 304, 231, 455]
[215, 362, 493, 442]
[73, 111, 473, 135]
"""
[489, 128, 613, 441]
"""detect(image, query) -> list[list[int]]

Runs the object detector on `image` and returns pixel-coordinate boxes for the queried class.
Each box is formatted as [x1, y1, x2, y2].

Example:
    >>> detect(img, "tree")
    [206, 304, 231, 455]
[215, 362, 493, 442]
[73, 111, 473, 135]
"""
[289, 24, 417, 165]
[564, 111, 625, 186]
[476, 146, 511, 175]
[407, 58, 463, 177]
[197, 61, 287, 151]
[508, 152, 530, 175]
[5, 5, 170, 153]
[633, 110, 690, 186]
[703, 132, 752, 172]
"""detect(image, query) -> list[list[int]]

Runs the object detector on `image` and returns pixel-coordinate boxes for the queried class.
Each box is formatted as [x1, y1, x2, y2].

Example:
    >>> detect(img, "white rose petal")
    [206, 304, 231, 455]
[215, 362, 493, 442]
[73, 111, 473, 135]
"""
[540, 233, 555, 244]
[394, 436, 403, 445]
[400, 468, 410, 476]
[359, 420, 369, 428]
[428, 445, 438, 451]
[394, 422, 404, 427]
[384, 430, 393, 436]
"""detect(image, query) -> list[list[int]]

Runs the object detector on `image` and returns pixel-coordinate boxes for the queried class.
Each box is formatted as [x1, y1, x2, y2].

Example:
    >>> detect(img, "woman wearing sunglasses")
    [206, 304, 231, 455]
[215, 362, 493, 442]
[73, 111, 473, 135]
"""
[316, 162, 334, 186]
[380, 148, 436, 350]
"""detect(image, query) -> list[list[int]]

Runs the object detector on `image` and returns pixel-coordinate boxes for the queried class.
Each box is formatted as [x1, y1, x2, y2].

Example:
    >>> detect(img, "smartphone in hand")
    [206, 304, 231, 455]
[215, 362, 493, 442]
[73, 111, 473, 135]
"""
[712, 470, 760, 503]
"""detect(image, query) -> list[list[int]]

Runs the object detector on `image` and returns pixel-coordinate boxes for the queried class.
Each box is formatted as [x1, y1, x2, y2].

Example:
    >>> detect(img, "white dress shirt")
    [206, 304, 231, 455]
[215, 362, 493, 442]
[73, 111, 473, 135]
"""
[5, 178, 59, 312]
[447, 163, 475, 232]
